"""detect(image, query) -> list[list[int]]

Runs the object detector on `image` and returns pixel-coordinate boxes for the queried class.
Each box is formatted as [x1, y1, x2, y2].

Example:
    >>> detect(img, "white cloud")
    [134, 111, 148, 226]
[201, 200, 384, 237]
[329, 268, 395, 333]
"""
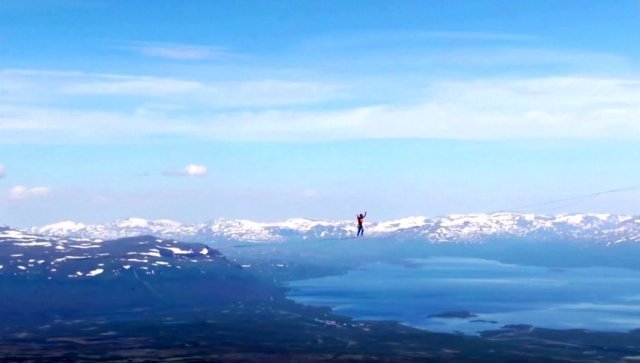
[0, 164, 5, 177]
[163, 164, 208, 177]
[8, 186, 52, 200]
[8, 186, 27, 199]
[184, 164, 207, 177]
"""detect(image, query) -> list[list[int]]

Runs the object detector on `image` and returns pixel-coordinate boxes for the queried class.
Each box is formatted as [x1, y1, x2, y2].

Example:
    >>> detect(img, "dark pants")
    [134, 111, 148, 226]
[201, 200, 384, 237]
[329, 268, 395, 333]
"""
[357, 225, 364, 236]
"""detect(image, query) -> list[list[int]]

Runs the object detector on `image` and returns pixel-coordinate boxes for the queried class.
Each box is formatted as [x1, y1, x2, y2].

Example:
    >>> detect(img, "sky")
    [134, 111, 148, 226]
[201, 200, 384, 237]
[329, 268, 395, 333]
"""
[2, 0, 640, 227]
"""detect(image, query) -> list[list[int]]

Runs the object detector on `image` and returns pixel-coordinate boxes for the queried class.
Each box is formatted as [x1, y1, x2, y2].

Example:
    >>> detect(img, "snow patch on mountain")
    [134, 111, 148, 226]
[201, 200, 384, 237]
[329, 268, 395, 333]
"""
[37, 221, 86, 235]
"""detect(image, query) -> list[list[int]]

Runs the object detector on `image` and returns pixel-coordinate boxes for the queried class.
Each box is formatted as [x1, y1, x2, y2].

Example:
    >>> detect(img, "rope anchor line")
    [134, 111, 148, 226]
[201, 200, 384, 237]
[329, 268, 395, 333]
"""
[493, 184, 640, 214]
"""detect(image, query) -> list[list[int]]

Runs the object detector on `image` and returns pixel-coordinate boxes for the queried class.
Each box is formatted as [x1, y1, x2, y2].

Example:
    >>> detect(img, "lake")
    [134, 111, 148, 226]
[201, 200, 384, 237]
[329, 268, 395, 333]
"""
[287, 257, 640, 334]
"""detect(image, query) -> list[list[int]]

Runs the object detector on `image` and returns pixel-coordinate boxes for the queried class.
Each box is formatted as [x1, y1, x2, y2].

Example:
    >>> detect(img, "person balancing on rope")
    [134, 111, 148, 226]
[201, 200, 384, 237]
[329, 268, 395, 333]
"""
[356, 211, 367, 237]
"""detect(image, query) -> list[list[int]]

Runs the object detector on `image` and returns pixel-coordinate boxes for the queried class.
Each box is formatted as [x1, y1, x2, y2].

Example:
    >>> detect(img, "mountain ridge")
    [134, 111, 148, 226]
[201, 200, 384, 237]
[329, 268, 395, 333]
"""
[27, 213, 640, 244]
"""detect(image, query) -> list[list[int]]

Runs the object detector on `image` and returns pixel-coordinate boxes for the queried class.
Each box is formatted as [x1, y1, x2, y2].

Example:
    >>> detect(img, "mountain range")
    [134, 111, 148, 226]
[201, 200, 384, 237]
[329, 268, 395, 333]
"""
[26, 213, 640, 244]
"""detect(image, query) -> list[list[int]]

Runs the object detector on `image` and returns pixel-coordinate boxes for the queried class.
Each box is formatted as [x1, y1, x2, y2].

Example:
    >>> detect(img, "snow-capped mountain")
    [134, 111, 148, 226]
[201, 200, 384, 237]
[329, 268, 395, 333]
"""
[27, 213, 640, 244]
[0, 225, 281, 330]
[0, 225, 227, 279]
[28, 217, 356, 243]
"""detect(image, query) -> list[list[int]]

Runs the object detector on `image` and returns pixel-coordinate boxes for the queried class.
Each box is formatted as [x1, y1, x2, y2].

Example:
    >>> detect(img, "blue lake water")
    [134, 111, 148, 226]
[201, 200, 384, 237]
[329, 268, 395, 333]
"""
[286, 257, 640, 334]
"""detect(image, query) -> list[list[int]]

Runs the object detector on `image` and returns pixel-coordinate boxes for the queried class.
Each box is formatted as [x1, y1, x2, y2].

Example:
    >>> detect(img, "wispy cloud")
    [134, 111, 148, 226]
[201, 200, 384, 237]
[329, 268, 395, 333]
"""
[428, 47, 631, 69]
[423, 31, 537, 41]
[3, 76, 640, 142]
[124, 42, 235, 60]
[0, 164, 5, 177]
[291, 29, 632, 76]
[1, 68, 343, 107]
[64, 77, 204, 96]
[297, 30, 537, 52]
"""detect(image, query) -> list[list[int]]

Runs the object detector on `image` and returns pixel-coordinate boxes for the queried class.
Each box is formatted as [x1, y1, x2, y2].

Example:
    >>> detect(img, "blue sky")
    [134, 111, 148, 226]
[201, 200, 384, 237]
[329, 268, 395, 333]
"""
[2, 0, 640, 227]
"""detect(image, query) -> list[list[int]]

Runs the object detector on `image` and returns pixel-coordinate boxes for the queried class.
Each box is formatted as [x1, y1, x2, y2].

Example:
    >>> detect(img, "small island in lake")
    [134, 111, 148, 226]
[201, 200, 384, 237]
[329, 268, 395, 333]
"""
[428, 311, 478, 319]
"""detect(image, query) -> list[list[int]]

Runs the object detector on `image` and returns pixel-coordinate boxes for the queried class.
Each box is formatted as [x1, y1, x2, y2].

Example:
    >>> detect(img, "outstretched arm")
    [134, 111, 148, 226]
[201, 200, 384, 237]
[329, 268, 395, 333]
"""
[364, 211, 367, 217]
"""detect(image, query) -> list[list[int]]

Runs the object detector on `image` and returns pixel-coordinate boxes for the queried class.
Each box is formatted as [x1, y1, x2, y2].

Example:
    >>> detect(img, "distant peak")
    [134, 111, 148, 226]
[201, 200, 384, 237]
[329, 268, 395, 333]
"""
[38, 220, 86, 231]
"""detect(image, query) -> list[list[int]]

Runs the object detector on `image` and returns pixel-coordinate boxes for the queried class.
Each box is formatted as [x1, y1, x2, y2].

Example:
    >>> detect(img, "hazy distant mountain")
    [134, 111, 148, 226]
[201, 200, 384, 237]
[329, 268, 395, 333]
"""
[28, 213, 640, 244]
